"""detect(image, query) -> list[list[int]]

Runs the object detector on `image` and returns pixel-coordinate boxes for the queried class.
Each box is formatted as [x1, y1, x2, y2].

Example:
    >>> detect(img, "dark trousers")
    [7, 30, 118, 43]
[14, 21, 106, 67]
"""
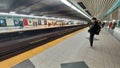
[89, 33, 95, 47]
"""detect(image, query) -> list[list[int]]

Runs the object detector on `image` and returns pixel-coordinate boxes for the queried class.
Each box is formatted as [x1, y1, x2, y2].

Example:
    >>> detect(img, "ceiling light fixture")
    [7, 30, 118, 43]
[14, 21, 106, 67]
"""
[9, 11, 16, 14]
[60, 0, 91, 20]
[30, 14, 34, 16]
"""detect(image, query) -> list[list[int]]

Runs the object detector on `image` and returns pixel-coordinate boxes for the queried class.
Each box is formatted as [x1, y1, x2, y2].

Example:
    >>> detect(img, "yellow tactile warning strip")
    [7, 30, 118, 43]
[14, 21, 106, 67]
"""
[0, 27, 87, 68]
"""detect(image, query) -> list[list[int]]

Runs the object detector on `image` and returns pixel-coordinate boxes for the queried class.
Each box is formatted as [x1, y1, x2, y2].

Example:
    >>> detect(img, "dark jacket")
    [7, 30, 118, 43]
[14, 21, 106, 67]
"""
[88, 21, 100, 34]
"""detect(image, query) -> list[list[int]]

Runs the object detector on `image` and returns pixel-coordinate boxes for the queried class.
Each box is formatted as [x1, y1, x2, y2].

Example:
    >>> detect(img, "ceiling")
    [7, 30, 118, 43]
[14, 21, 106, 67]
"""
[0, 0, 117, 20]
[69, 0, 117, 19]
[0, 0, 90, 20]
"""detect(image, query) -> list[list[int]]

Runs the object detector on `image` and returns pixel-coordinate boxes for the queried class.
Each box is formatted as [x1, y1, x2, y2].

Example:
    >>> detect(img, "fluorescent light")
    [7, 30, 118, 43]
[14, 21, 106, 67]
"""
[0, 12, 9, 15]
[30, 14, 34, 16]
[112, 19, 116, 22]
[61, 0, 91, 19]
[9, 11, 16, 14]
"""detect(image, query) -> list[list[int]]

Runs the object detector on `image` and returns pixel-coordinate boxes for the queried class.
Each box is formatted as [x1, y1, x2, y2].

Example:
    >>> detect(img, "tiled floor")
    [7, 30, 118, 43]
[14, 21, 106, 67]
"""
[14, 28, 120, 68]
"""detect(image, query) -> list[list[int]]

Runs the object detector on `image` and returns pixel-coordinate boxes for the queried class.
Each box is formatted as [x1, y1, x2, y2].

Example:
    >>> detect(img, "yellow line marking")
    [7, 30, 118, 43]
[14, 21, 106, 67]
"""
[0, 27, 87, 68]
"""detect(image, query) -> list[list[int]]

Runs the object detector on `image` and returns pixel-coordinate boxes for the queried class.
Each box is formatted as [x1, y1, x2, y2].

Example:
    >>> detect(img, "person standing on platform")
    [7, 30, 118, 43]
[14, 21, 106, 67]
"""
[88, 17, 100, 47]
[109, 22, 113, 29]
[102, 22, 105, 28]
[112, 22, 117, 30]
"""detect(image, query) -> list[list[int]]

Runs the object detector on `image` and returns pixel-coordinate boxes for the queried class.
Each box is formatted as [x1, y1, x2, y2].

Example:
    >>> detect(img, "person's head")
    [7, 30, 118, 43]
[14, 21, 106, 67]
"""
[91, 17, 97, 23]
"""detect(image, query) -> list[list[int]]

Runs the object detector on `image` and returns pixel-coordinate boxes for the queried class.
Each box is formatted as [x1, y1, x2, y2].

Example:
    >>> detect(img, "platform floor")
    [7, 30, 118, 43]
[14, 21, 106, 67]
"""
[13, 28, 120, 68]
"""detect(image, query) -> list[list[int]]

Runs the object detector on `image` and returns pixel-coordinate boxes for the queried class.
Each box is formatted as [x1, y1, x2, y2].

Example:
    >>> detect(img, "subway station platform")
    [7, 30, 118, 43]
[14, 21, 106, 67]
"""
[12, 27, 120, 68]
[0, 0, 120, 68]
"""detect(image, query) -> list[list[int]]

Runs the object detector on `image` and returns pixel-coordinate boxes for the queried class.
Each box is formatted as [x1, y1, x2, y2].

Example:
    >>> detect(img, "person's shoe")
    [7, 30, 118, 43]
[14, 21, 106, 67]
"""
[89, 46, 93, 48]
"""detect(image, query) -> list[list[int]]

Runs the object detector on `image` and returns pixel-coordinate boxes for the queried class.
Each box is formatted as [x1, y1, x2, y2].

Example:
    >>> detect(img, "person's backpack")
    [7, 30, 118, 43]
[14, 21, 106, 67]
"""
[96, 25, 101, 35]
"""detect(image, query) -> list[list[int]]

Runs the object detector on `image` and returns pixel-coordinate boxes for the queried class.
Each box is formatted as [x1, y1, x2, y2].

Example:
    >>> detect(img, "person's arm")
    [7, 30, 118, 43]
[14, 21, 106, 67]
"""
[88, 23, 95, 32]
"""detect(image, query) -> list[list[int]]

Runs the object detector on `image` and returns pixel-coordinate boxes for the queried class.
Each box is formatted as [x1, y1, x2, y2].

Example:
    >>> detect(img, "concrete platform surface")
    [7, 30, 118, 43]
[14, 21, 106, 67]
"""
[14, 28, 120, 68]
